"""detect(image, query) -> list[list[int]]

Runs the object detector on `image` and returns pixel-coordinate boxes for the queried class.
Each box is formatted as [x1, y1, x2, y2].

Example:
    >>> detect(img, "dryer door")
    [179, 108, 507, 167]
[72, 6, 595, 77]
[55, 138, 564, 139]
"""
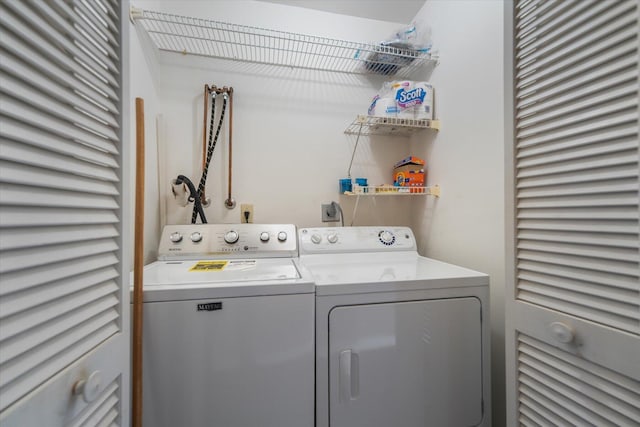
[329, 297, 483, 427]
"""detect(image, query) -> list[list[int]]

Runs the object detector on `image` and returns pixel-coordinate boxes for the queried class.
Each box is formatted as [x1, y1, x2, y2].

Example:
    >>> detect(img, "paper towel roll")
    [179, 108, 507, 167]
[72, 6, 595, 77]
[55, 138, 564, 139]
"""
[392, 80, 412, 91]
[414, 82, 434, 120]
[393, 80, 416, 119]
[374, 97, 398, 117]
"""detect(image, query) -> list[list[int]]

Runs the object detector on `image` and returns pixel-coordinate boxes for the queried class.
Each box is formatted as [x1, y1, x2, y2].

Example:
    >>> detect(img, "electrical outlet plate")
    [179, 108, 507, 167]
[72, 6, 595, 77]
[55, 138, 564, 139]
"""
[322, 203, 338, 222]
[240, 204, 254, 223]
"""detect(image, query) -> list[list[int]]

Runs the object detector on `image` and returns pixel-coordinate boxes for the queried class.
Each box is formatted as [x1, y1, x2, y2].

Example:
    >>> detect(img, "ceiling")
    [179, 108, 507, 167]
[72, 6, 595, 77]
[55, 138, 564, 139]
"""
[255, 0, 426, 23]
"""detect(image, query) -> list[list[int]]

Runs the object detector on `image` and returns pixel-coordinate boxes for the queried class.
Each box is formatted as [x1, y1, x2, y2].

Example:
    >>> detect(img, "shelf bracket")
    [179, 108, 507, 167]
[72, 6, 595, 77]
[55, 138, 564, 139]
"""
[428, 185, 441, 197]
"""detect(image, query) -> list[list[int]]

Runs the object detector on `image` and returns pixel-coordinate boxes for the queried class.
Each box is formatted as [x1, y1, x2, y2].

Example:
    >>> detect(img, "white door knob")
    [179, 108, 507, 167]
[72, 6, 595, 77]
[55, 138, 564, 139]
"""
[549, 322, 575, 344]
[73, 370, 102, 403]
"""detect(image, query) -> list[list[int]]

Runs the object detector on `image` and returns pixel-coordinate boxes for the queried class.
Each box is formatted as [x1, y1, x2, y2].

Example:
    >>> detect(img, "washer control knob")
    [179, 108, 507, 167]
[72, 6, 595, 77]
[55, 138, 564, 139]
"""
[260, 232, 270, 242]
[378, 230, 396, 245]
[327, 234, 339, 244]
[170, 232, 182, 243]
[190, 232, 203, 243]
[277, 231, 287, 242]
[224, 230, 239, 244]
[311, 234, 322, 244]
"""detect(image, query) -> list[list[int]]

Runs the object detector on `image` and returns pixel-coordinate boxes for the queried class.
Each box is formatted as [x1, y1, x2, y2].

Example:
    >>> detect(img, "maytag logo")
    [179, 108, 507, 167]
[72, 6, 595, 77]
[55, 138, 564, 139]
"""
[197, 302, 222, 311]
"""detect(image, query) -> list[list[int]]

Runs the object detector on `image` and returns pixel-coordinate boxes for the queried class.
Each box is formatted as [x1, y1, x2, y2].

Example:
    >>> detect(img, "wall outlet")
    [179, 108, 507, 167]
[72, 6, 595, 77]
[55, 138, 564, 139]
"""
[322, 203, 338, 222]
[241, 204, 254, 223]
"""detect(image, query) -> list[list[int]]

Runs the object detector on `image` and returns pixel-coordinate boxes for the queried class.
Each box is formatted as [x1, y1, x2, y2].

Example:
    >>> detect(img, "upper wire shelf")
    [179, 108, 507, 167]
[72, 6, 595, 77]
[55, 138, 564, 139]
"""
[345, 115, 441, 136]
[131, 8, 438, 77]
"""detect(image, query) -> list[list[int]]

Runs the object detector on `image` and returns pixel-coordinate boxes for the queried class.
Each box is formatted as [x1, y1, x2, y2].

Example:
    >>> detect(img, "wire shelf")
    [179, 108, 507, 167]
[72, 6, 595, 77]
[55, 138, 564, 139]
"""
[345, 115, 440, 136]
[132, 8, 438, 77]
[343, 185, 440, 197]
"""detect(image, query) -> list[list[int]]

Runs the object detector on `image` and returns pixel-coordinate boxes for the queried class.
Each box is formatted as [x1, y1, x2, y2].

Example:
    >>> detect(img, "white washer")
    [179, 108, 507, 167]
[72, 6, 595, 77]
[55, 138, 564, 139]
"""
[297, 226, 491, 427]
[141, 224, 314, 427]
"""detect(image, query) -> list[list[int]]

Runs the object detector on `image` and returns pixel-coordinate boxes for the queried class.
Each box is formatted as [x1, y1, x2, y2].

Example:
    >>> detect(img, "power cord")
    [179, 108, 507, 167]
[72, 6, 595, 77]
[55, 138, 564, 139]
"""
[330, 201, 344, 227]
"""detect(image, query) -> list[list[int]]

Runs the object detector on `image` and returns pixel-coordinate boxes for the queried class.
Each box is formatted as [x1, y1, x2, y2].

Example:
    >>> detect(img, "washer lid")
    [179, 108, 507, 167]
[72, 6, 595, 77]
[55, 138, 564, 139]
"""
[140, 258, 313, 301]
[298, 252, 488, 296]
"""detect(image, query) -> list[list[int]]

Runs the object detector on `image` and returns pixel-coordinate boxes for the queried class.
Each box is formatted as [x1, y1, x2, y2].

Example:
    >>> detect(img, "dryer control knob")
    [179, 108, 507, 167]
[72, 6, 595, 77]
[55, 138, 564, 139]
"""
[224, 230, 239, 244]
[379, 230, 396, 245]
[327, 234, 339, 244]
[311, 234, 322, 244]
[170, 232, 183, 243]
[190, 232, 203, 243]
[277, 231, 288, 242]
[260, 232, 270, 242]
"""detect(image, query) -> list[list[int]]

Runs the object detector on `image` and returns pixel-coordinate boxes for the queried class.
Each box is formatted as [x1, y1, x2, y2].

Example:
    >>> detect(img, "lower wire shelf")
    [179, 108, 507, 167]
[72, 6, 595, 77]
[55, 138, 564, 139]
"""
[344, 115, 441, 136]
[342, 185, 440, 197]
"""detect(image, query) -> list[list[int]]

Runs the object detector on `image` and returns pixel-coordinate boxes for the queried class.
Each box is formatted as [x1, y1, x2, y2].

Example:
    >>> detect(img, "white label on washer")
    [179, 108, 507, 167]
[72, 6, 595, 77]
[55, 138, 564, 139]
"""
[225, 260, 257, 271]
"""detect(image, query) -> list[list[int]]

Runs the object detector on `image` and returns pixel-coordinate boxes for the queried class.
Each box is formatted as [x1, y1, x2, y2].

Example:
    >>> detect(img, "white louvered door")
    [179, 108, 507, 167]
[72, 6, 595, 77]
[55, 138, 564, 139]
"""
[505, 0, 640, 425]
[0, 0, 129, 426]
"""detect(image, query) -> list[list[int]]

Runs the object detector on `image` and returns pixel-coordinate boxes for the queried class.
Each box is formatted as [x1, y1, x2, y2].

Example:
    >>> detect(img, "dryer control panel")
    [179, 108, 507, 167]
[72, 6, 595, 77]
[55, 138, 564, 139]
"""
[298, 226, 417, 254]
[158, 224, 298, 260]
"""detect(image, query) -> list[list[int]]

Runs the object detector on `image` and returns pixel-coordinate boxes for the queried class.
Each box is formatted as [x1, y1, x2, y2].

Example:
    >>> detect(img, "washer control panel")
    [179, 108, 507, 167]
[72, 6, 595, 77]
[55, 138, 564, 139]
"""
[158, 224, 297, 260]
[298, 226, 416, 254]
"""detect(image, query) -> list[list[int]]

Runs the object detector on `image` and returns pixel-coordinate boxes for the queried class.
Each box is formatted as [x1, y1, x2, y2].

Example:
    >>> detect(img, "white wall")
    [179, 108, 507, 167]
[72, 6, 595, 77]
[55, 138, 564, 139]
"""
[409, 1, 506, 426]
[129, 13, 162, 264]
[131, 0, 420, 244]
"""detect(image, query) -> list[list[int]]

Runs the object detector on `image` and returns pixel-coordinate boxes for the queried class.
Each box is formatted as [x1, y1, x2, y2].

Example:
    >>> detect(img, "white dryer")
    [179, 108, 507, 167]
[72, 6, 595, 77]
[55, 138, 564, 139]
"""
[297, 226, 491, 427]
[141, 224, 314, 427]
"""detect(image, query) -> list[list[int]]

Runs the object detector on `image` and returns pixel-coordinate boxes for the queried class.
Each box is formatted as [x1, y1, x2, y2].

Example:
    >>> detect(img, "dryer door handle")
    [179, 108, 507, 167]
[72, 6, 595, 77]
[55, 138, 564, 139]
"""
[339, 349, 359, 402]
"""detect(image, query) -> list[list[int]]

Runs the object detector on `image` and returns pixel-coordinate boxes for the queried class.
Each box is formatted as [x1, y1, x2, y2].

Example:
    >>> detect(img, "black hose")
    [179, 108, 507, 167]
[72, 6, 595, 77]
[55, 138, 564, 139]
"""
[192, 92, 228, 223]
[175, 175, 207, 224]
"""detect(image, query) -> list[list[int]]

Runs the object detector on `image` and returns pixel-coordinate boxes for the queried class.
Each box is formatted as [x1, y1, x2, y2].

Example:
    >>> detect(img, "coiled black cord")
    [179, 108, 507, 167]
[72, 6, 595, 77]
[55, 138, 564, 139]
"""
[175, 175, 207, 224]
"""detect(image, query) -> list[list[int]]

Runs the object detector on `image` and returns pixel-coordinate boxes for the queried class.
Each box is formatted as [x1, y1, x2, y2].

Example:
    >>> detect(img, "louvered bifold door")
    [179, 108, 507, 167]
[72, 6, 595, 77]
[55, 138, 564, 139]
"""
[507, 0, 640, 426]
[0, 0, 129, 426]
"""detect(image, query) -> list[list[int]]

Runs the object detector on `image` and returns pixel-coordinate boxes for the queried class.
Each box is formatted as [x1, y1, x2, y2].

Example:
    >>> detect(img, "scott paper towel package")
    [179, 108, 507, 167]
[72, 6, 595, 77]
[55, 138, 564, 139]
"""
[392, 81, 415, 118]
[368, 80, 434, 120]
[368, 82, 398, 117]
[368, 95, 398, 117]
[413, 82, 434, 120]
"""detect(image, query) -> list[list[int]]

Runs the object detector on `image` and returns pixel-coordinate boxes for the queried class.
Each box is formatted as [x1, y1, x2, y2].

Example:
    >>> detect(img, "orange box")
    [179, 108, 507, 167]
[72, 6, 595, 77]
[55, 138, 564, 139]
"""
[393, 170, 425, 187]
[394, 156, 425, 169]
[394, 164, 425, 174]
